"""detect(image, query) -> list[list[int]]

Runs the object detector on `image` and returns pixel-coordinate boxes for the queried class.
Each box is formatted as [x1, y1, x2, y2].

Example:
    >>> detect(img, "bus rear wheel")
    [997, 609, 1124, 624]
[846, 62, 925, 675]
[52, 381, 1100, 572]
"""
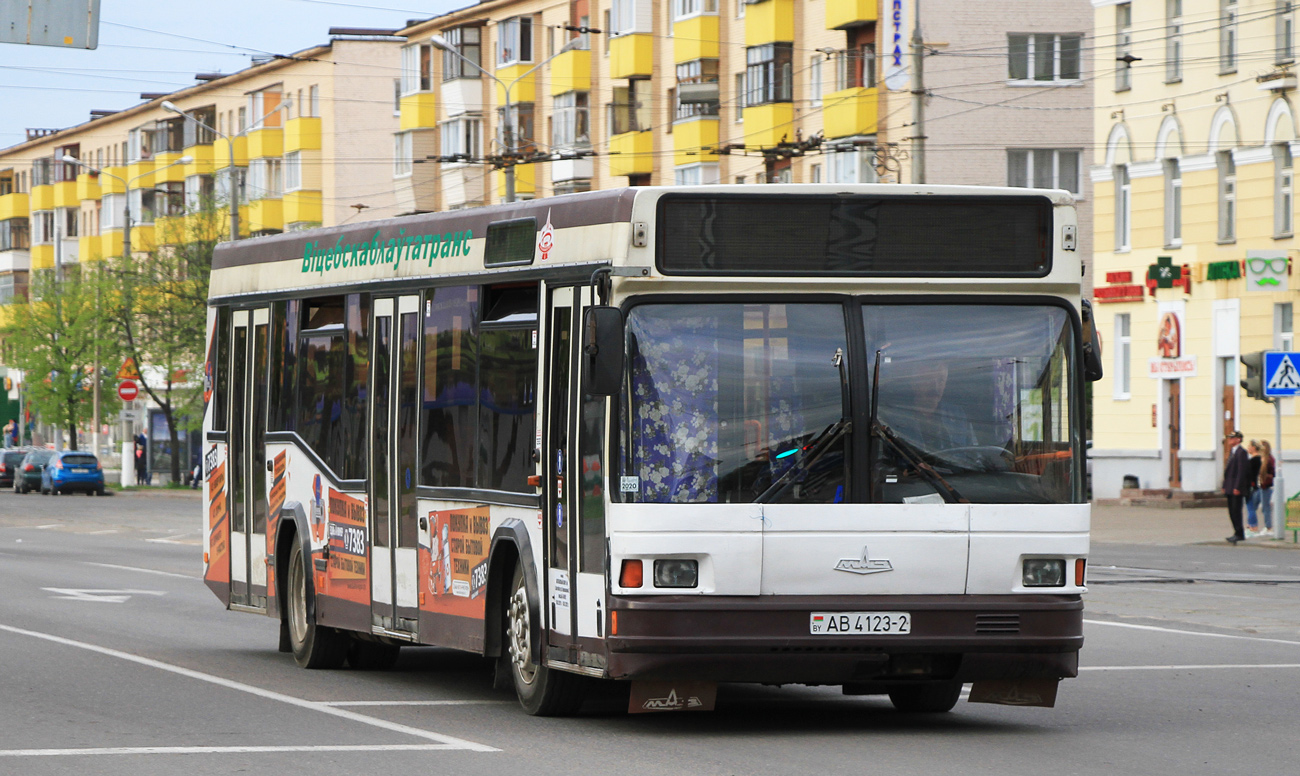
[287, 533, 347, 669]
[887, 681, 963, 713]
[506, 565, 586, 716]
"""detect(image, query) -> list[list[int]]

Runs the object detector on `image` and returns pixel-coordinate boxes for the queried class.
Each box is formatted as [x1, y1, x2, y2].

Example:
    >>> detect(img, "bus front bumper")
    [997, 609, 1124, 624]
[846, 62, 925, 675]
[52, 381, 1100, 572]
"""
[604, 594, 1082, 685]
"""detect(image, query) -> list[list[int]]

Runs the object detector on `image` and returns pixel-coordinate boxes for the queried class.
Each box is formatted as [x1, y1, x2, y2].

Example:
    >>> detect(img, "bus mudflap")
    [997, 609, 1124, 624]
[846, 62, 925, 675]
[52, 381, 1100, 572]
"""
[968, 678, 1060, 708]
[628, 681, 718, 714]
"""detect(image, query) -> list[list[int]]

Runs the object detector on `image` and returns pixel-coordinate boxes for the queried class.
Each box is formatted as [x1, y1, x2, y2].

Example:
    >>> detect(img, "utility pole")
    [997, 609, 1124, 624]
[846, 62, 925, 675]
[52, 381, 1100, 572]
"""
[910, 0, 926, 184]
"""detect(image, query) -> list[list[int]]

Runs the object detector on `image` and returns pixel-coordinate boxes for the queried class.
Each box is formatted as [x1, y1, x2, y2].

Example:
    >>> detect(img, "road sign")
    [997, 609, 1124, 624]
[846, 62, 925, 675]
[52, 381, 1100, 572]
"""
[1263, 352, 1300, 397]
[117, 380, 138, 402]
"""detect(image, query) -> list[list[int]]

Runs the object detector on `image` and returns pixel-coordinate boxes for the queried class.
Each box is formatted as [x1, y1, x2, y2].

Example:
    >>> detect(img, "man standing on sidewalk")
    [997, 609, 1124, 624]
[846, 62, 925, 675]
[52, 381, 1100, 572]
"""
[1223, 431, 1251, 544]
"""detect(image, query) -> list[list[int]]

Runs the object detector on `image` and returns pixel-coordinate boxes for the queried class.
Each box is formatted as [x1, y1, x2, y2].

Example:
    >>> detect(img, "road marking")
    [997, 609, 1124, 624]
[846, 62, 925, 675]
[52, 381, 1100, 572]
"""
[0, 744, 464, 758]
[0, 623, 498, 753]
[1081, 664, 1300, 672]
[84, 562, 197, 580]
[42, 588, 166, 603]
[1085, 618, 1300, 647]
[87, 530, 119, 535]
[146, 534, 198, 545]
[322, 700, 512, 707]
[1106, 586, 1284, 602]
[31, 524, 60, 530]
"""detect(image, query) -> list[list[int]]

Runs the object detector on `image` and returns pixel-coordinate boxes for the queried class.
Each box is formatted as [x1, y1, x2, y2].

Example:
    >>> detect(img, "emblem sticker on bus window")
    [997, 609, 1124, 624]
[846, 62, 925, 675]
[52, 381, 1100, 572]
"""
[620, 476, 640, 493]
[538, 209, 554, 261]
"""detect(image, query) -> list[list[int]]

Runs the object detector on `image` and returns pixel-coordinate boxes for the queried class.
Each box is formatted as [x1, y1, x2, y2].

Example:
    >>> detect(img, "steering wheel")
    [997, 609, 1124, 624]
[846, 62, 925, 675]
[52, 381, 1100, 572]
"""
[931, 445, 1016, 472]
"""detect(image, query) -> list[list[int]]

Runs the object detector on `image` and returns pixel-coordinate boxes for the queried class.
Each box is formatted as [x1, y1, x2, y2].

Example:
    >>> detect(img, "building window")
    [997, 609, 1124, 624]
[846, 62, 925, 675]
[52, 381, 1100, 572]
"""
[283, 151, 302, 190]
[216, 168, 247, 206]
[1218, 150, 1236, 242]
[247, 158, 283, 200]
[552, 91, 591, 149]
[1221, 0, 1238, 73]
[1276, 144, 1293, 236]
[393, 79, 401, 115]
[673, 0, 717, 19]
[674, 163, 719, 185]
[497, 16, 534, 65]
[1276, 303, 1294, 351]
[833, 45, 876, 90]
[184, 174, 215, 211]
[128, 189, 156, 225]
[675, 59, 719, 120]
[1166, 0, 1183, 82]
[745, 43, 793, 106]
[309, 85, 319, 117]
[809, 55, 822, 106]
[810, 163, 822, 183]
[0, 217, 30, 251]
[442, 27, 482, 80]
[1115, 165, 1131, 251]
[611, 0, 648, 35]
[100, 194, 124, 230]
[608, 80, 649, 135]
[440, 117, 482, 162]
[1007, 149, 1081, 196]
[829, 142, 878, 184]
[1165, 158, 1182, 247]
[393, 134, 412, 178]
[1114, 314, 1131, 399]
[497, 102, 536, 154]
[1007, 34, 1082, 83]
[402, 43, 433, 94]
[734, 72, 745, 121]
[1281, 1, 1296, 63]
[1116, 4, 1133, 91]
[247, 89, 284, 130]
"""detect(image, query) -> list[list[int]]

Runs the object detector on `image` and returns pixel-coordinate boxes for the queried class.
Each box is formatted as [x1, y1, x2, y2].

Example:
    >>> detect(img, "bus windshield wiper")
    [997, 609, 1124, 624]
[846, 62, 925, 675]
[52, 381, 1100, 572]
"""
[755, 417, 851, 504]
[871, 419, 969, 504]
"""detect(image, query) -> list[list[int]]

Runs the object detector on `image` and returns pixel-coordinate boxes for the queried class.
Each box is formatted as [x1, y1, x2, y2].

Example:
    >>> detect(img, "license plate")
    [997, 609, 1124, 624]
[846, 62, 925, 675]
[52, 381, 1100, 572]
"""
[71, 468, 89, 473]
[810, 612, 911, 635]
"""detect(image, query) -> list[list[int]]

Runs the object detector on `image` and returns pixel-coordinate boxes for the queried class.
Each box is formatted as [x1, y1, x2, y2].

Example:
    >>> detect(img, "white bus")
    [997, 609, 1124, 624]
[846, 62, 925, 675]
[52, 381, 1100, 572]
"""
[203, 185, 1102, 715]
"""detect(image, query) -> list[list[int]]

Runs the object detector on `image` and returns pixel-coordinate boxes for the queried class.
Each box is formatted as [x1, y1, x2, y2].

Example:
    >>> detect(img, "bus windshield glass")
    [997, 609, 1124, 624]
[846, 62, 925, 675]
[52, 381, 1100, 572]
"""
[620, 302, 1079, 505]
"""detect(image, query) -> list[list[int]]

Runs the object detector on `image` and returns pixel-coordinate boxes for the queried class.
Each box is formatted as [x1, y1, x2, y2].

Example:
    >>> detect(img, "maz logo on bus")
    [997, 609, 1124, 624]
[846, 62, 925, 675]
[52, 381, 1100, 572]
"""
[834, 547, 894, 575]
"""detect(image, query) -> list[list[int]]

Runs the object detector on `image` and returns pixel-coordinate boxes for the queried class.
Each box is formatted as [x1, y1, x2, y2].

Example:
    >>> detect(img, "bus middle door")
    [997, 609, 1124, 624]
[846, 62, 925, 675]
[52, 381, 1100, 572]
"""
[230, 307, 270, 611]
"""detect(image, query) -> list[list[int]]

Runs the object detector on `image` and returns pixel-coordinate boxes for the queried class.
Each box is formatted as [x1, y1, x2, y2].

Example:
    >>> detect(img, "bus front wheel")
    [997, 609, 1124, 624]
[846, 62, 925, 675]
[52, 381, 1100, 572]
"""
[887, 681, 963, 713]
[506, 564, 586, 716]
[287, 533, 347, 669]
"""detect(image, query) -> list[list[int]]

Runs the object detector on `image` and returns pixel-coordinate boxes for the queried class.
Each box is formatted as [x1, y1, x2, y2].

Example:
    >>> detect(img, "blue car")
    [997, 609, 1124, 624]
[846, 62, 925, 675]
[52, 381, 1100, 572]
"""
[41, 450, 106, 496]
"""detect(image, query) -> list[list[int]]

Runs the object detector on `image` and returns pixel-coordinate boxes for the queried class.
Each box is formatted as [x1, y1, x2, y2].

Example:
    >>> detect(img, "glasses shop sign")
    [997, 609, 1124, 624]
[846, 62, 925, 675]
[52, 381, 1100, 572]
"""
[1245, 251, 1289, 293]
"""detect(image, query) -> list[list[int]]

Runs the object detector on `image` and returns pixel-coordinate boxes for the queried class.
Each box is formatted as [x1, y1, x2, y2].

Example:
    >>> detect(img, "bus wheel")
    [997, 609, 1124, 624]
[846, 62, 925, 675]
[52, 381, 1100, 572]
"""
[287, 533, 346, 669]
[506, 565, 586, 716]
[347, 639, 401, 671]
[887, 682, 963, 713]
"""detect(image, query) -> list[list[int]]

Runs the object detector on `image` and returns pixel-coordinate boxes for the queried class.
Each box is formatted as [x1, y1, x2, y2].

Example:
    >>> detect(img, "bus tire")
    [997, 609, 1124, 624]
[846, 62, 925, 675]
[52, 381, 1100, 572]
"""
[887, 681, 963, 713]
[347, 639, 401, 671]
[506, 564, 586, 716]
[287, 533, 346, 669]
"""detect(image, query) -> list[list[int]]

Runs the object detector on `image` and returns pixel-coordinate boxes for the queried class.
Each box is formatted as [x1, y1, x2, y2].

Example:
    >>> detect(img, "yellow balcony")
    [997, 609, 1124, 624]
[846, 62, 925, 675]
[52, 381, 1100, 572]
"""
[674, 16, 720, 63]
[610, 34, 653, 79]
[400, 93, 438, 131]
[52, 181, 77, 208]
[745, 0, 794, 46]
[494, 63, 536, 105]
[75, 173, 100, 202]
[183, 144, 215, 177]
[31, 184, 54, 211]
[609, 131, 654, 176]
[550, 48, 591, 96]
[825, 0, 878, 30]
[127, 160, 155, 189]
[246, 128, 283, 160]
[496, 165, 535, 199]
[100, 229, 123, 259]
[31, 243, 53, 270]
[248, 198, 283, 233]
[674, 117, 720, 166]
[99, 167, 126, 195]
[285, 117, 322, 152]
[213, 136, 248, 169]
[155, 215, 187, 245]
[822, 87, 878, 138]
[78, 236, 103, 262]
[0, 192, 29, 221]
[742, 103, 795, 148]
[152, 152, 185, 183]
[284, 190, 322, 225]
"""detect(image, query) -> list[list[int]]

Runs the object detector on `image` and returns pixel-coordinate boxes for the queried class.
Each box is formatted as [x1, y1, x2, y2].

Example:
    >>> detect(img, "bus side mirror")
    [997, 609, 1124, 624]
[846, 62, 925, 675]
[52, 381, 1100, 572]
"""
[583, 306, 625, 396]
[1081, 299, 1104, 382]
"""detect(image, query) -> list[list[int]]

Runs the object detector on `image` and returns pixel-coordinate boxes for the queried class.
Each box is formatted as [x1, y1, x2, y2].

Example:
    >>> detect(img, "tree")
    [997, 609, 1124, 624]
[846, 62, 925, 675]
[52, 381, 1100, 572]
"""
[111, 196, 221, 483]
[1, 266, 121, 449]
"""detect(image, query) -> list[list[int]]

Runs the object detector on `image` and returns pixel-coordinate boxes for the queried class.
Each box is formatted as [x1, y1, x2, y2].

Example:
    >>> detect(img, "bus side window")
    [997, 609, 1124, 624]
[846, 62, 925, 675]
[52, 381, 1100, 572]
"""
[212, 307, 231, 432]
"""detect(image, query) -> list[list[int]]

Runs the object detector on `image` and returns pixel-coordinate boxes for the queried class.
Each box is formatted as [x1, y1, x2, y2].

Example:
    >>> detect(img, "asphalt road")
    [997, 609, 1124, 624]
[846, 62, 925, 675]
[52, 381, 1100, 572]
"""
[1, 491, 1297, 775]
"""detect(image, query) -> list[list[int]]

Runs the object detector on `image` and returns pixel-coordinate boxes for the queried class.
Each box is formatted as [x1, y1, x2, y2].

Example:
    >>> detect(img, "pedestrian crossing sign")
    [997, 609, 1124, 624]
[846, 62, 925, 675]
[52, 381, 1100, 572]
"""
[1264, 352, 1300, 397]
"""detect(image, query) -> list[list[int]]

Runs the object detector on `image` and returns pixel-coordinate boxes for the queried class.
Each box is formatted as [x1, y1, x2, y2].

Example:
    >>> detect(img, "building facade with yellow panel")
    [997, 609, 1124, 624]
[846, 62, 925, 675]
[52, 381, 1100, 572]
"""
[1090, 0, 1300, 497]
[0, 32, 401, 306]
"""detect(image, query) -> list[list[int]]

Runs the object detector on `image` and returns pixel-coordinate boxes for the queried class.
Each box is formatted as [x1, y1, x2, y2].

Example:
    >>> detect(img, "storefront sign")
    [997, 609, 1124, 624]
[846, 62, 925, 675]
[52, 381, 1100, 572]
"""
[1205, 260, 1241, 280]
[1095, 284, 1145, 303]
[1157, 311, 1181, 357]
[1245, 251, 1289, 292]
[1148, 356, 1197, 378]
[884, 0, 911, 91]
[1147, 256, 1190, 295]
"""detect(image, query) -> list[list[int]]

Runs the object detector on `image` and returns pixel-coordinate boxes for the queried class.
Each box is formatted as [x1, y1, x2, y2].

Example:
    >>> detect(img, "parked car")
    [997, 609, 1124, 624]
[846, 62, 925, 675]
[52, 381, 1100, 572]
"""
[0, 448, 29, 488]
[41, 450, 106, 496]
[13, 449, 53, 494]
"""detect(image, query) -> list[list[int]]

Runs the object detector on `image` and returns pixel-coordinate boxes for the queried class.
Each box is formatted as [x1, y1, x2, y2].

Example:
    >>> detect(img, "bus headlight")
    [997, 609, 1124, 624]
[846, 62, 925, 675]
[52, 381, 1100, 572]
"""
[653, 559, 698, 588]
[1022, 559, 1066, 587]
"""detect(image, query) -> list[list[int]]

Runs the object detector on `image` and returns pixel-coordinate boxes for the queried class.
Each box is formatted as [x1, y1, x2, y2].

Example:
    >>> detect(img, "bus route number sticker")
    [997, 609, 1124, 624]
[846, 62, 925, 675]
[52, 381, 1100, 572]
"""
[620, 476, 640, 493]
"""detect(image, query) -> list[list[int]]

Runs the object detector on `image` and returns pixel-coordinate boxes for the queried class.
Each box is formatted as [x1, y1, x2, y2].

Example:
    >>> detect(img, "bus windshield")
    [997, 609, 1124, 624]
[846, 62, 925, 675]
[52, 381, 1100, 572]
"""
[620, 301, 1078, 505]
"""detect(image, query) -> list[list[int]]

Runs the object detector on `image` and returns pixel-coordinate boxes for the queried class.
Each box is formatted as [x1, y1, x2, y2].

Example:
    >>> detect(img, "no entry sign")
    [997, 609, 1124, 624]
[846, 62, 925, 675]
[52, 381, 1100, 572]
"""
[118, 380, 138, 402]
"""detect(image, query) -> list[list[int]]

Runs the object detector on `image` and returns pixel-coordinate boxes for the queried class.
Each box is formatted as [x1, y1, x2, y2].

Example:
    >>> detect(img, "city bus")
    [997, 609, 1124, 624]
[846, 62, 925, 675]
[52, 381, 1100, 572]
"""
[202, 184, 1103, 716]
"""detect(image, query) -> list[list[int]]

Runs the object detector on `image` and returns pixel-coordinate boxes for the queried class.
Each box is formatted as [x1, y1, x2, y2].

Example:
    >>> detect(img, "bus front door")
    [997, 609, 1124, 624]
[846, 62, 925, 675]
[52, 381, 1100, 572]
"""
[370, 296, 421, 637]
[230, 307, 270, 611]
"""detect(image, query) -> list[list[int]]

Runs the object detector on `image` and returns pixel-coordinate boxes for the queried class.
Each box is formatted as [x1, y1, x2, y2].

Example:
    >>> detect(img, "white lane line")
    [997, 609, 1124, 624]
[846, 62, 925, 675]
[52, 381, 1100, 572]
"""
[323, 700, 512, 707]
[0, 623, 498, 753]
[84, 562, 198, 580]
[0, 744, 461, 758]
[1085, 618, 1300, 647]
[146, 535, 198, 545]
[1082, 664, 1300, 672]
[1107, 586, 1284, 602]
[87, 530, 118, 535]
[31, 524, 60, 530]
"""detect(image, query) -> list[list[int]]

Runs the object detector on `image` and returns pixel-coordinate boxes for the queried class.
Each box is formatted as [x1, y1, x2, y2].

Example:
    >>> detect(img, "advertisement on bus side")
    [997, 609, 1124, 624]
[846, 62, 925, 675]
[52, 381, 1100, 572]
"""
[420, 506, 490, 619]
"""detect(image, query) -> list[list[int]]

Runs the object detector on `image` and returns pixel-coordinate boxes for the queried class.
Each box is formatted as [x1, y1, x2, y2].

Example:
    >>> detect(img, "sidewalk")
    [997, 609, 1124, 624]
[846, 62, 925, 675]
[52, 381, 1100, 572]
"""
[1092, 502, 1300, 548]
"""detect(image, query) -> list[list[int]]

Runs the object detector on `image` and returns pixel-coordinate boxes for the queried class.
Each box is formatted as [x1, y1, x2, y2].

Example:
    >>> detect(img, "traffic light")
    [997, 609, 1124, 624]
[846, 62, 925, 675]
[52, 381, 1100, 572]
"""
[1241, 351, 1267, 400]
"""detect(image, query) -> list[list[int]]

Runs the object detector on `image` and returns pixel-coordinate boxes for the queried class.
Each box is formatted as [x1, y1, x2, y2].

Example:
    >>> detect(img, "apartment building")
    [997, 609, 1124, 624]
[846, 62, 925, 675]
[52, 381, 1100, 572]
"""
[1090, 0, 1299, 497]
[0, 33, 402, 305]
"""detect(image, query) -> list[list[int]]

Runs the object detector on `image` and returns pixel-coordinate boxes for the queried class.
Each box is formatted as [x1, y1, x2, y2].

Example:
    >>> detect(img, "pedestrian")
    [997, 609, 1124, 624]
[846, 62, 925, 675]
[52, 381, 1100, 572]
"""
[1246, 440, 1263, 535]
[1223, 431, 1251, 544]
[134, 432, 148, 487]
[1258, 439, 1276, 535]
[2, 419, 12, 449]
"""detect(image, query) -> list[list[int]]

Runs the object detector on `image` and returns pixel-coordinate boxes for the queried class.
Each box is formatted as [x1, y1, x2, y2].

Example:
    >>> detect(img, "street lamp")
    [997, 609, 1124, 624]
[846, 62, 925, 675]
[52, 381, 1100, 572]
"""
[162, 97, 293, 242]
[60, 153, 191, 470]
[429, 34, 584, 203]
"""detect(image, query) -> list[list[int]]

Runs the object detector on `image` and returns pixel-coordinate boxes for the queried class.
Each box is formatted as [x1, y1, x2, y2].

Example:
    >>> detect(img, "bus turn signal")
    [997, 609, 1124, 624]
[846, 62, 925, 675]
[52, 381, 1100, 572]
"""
[619, 559, 643, 588]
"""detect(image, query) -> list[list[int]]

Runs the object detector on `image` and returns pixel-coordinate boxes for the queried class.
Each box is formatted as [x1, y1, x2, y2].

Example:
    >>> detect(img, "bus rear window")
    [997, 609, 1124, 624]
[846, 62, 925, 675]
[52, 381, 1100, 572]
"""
[657, 194, 1052, 277]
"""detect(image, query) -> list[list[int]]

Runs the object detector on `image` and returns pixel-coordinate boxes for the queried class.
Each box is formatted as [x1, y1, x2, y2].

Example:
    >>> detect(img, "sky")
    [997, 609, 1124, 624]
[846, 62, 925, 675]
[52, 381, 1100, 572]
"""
[0, 0, 465, 150]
